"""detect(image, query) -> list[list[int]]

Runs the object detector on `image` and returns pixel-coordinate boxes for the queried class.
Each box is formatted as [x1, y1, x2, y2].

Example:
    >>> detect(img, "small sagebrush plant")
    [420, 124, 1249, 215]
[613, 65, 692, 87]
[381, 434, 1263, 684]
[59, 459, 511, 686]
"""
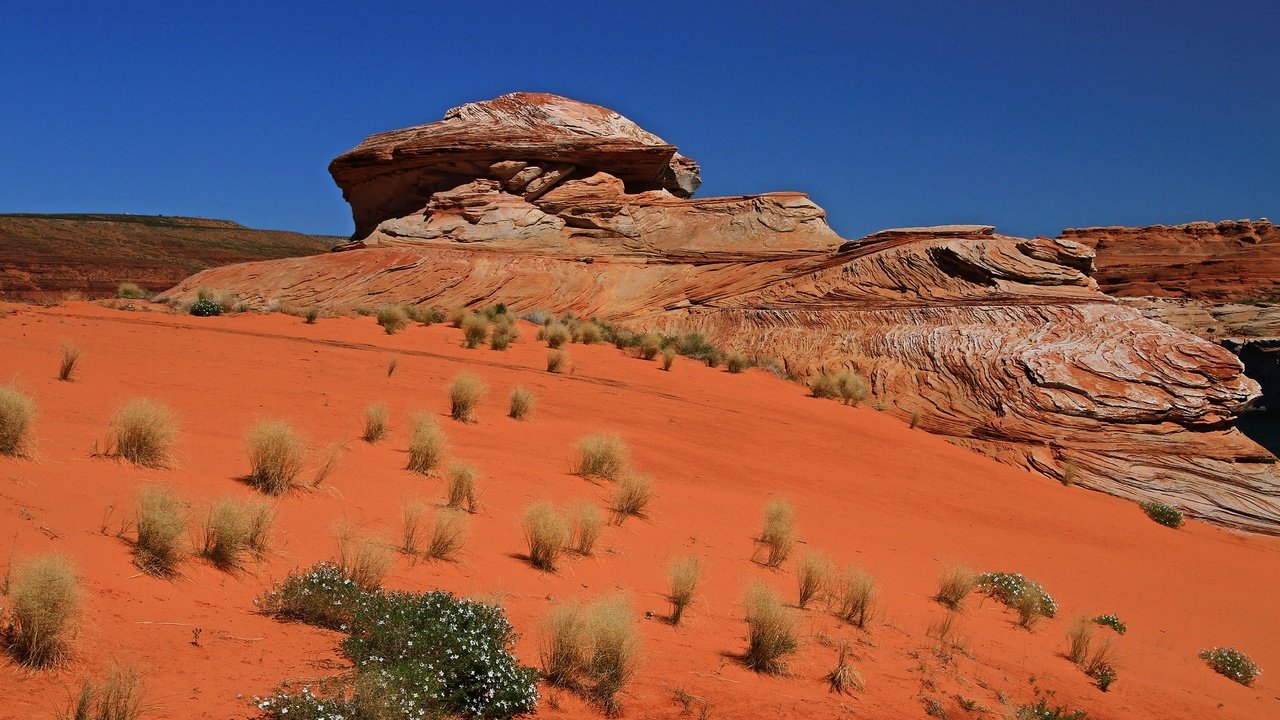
[1093, 614, 1127, 634]
[574, 433, 628, 481]
[1139, 499, 1184, 528]
[0, 384, 37, 456]
[667, 555, 701, 625]
[1199, 647, 1261, 686]
[245, 420, 307, 495]
[976, 572, 1058, 618]
[935, 565, 978, 610]
[362, 403, 389, 443]
[755, 499, 796, 568]
[5, 553, 82, 667]
[509, 386, 536, 420]
[58, 342, 82, 382]
[133, 485, 186, 576]
[743, 581, 797, 674]
[521, 501, 569, 571]
[256, 574, 539, 720]
[406, 412, 447, 475]
[110, 398, 178, 467]
[375, 304, 409, 334]
[58, 665, 146, 720]
[448, 373, 488, 423]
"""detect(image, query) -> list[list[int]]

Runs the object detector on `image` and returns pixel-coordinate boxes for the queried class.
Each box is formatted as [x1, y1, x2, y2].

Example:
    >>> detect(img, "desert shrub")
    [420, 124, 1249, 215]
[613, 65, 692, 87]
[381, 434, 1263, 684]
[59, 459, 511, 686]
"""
[1066, 617, 1094, 664]
[57, 665, 145, 720]
[303, 307, 321, 324]
[406, 412, 447, 475]
[461, 313, 489, 348]
[522, 501, 569, 571]
[636, 333, 662, 360]
[543, 321, 571, 348]
[0, 384, 36, 456]
[117, 282, 147, 299]
[201, 496, 273, 569]
[444, 462, 479, 512]
[574, 322, 603, 345]
[188, 298, 222, 316]
[674, 332, 717, 360]
[797, 552, 832, 609]
[704, 349, 724, 368]
[756, 499, 796, 568]
[4, 553, 82, 667]
[726, 352, 749, 373]
[569, 501, 605, 555]
[976, 572, 1057, 618]
[611, 329, 638, 349]
[809, 372, 841, 399]
[406, 305, 444, 325]
[375, 305, 409, 334]
[1199, 647, 1261, 686]
[490, 318, 518, 350]
[400, 500, 426, 555]
[581, 596, 639, 713]
[1140, 500, 1184, 528]
[58, 342, 81, 382]
[448, 373, 487, 423]
[667, 555, 701, 625]
[337, 532, 394, 590]
[830, 566, 877, 628]
[1093, 614, 1126, 634]
[609, 471, 653, 522]
[255, 561, 363, 629]
[547, 348, 571, 373]
[1016, 699, 1089, 720]
[362, 403, 389, 443]
[574, 433, 628, 480]
[259, 584, 539, 720]
[110, 398, 178, 467]
[743, 581, 797, 673]
[245, 420, 306, 495]
[837, 370, 869, 405]
[827, 642, 865, 694]
[660, 347, 676, 371]
[133, 485, 186, 575]
[508, 386, 536, 420]
[935, 565, 978, 610]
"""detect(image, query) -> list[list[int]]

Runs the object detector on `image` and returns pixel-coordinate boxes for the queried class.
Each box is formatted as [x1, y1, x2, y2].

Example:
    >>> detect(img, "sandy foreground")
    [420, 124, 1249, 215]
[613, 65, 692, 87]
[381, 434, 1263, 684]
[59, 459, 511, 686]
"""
[0, 301, 1276, 719]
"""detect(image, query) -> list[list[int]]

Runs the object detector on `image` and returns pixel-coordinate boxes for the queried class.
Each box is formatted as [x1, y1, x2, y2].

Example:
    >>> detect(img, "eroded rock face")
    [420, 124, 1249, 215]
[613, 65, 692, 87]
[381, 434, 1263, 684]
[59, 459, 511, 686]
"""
[168, 93, 1279, 532]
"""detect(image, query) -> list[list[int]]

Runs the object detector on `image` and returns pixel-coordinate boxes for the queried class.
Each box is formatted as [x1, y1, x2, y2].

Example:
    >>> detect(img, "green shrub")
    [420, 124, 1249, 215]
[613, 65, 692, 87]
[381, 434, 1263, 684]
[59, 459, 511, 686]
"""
[1016, 699, 1089, 720]
[255, 561, 364, 630]
[1140, 500, 1184, 528]
[375, 305, 409, 334]
[5, 553, 82, 667]
[1199, 647, 1261, 686]
[976, 572, 1057, 618]
[1093, 614, 1126, 634]
[188, 298, 222, 316]
[0, 384, 36, 456]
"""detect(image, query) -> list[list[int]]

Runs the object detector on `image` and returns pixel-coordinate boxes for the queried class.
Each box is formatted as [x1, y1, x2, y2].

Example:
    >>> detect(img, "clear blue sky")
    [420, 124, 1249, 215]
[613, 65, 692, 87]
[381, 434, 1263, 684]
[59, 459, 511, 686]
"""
[2, 1, 1276, 239]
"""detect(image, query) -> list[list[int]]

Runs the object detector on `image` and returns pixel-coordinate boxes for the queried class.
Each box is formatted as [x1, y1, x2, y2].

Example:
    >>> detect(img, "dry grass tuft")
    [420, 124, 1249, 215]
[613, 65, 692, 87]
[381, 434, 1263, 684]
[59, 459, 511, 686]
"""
[1014, 587, 1045, 630]
[609, 471, 653, 523]
[362, 403, 389, 442]
[5, 553, 82, 667]
[667, 555, 701, 625]
[547, 348, 571, 373]
[542, 322, 571, 349]
[575, 322, 603, 345]
[830, 566, 877, 628]
[743, 581, 797, 674]
[133, 485, 186, 576]
[117, 282, 147, 300]
[58, 342, 82, 382]
[935, 565, 978, 610]
[406, 412, 447, 475]
[0, 384, 36, 457]
[57, 665, 146, 720]
[575, 433, 628, 480]
[375, 304, 409, 334]
[1067, 616, 1094, 665]
[660, 347, 676, 371]
[540, 602, 586, 686]
[448, 373, 488, 423]
[509, 386, 536, 420]
[400, 500, 427, 555]
[110, 398, 178, 467]
[569, 501, 605, 555]
[245, 420, 306, 495]
[725, 352, 749, 373]
[583, 595, 639, 714]
[200, 496, 274, 569]
[424, 509, 469, 562]
[797, 552, 832, 609]
[444, 461, 479, 513]
[461, 313, 489, 348]
[522, 501, 569, 571]
[336, 529, 393, 590]
[311, 442, 343, 487]
[755, 499, 796, 568]
[827, 642, 865, 694]
[386, 356, 398, 377]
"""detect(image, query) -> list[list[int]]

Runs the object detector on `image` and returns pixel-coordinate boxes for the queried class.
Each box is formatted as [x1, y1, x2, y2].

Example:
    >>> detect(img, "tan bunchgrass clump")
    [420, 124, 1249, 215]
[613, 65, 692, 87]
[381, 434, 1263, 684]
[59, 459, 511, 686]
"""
[445, 461, 479, 513]
[1067, 616, 1094, 665]
[837, 370, 869, 405]
[660, 347, 676, 371]
[830, 566, 877, 628]
[667, 555, 701, 625]
[540, 602, 587, 686]
[539, 596, 639, 714]
[827, 642, 865, 694]
[574, 433, 628, 481]
[133, 485, 186, 576]
[406, 412, 447, 475]
[362, 403, 389, 442]
[935, 565, 978, 610]
[117, 282, 147, 299]
[637, 333, 662, 360]
[57, 665, 146, 720]
[743, 581, 797, 674]
[797, 551, 832, 609]
[6, 553, 82, 667]
[336, 529, 393, 590]
[448, 373, 487, 423]
[386, 356, 398, 377]
[509, 386, 536, 420]
[522, 501, 569, 571]
[460, 313, 489, 348]
[547, 348, 571, 373]
[311, 442, 343, 487]
[809, 372, 842, 399]
[0, 384, 36, 457]
[1083, 637, 1118, 682]
[609, 471, 653, 523]
[755, 499, 796, 568]
[376, 304, 409, 334]
[569, 501, 605, 555]
[1015, 588, 1045, 630]
[400, 500, 427, 555]
[110, 398, 178, 467]
[424, 509, 469, 562]
[58, 342, 82, 382]
[725, 352, 749, 373]
[542, 322, 571, 349]
[575, 322, 603, 345]
[200, 496, 274, 569]
[245, 420, 306, 495]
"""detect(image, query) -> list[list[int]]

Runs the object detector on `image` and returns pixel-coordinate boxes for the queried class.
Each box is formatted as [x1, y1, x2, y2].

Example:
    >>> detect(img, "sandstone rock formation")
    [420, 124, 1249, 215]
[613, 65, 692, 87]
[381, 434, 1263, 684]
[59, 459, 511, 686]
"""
[166, 92, 1279, 532]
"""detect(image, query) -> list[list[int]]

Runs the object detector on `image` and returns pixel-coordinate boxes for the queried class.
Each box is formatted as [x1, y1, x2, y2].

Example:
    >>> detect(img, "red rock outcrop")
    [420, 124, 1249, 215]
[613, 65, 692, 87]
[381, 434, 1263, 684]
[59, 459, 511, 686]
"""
[166, 93, 1278, 533]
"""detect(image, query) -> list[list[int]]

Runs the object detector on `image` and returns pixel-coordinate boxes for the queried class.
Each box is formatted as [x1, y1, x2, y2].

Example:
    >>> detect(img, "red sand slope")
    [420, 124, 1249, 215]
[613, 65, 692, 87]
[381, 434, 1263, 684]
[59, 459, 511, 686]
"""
[0, 302, 1276, 719]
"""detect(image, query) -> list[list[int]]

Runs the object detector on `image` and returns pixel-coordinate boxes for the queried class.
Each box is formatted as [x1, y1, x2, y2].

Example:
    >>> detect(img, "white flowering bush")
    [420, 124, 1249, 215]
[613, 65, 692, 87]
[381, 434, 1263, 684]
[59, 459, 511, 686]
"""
[189, 298, 223, 317]
[1200, 647, 1261, 686]
[976, 572, 1057, 617]
[255, 563, 538, 719]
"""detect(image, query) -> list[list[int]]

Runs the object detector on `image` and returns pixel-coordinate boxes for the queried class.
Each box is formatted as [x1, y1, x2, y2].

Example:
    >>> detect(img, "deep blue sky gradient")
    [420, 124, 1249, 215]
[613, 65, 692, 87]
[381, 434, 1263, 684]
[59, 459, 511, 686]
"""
[2, 1, 1277, 239]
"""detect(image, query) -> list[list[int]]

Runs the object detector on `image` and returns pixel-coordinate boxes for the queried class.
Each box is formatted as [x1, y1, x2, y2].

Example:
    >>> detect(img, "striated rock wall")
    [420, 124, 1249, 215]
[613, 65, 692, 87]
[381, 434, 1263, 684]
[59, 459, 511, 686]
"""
[166, 93, 1279, 532]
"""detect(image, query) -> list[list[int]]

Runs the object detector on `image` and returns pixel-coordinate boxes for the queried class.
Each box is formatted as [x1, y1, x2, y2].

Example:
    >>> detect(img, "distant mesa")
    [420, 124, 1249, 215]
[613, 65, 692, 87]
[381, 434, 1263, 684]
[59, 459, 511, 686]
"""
[166, 92, 1279, 533]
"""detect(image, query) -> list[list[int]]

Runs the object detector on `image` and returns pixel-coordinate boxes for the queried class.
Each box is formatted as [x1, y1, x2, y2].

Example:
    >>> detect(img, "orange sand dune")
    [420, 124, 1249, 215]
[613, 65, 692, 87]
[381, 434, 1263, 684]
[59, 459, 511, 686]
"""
[0, 302, 1276, 719]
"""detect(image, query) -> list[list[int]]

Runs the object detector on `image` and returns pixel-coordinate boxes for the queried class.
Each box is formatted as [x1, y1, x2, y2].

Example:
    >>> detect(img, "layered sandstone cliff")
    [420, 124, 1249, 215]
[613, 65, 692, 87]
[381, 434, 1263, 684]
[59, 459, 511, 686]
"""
[166, 92, 1278, 532]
